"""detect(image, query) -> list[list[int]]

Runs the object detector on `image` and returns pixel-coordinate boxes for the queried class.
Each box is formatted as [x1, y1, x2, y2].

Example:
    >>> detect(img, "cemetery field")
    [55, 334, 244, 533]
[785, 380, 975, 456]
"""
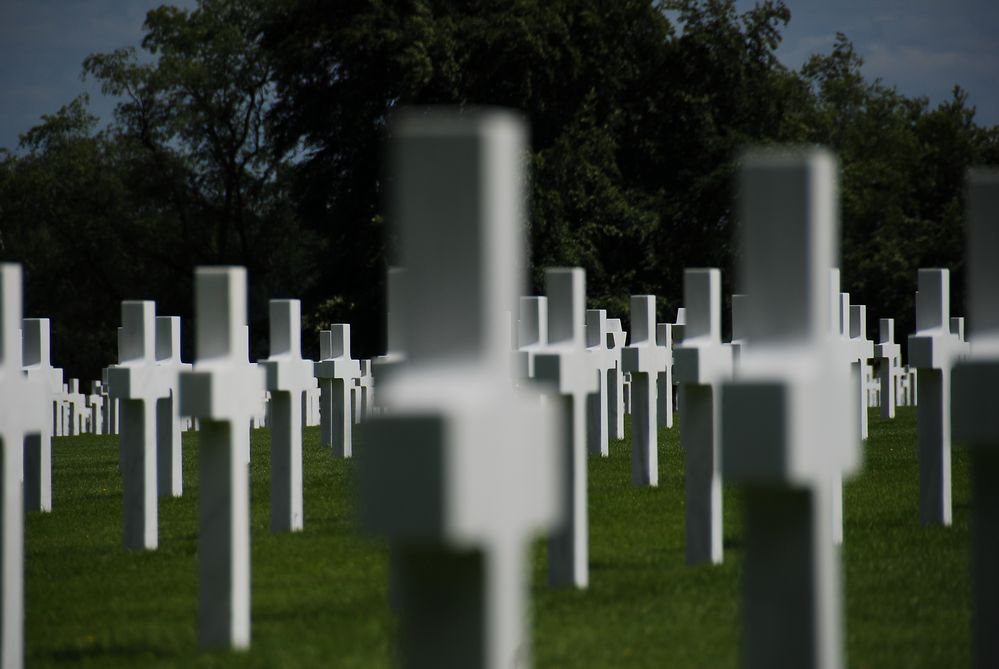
[27, 407, 969, 668]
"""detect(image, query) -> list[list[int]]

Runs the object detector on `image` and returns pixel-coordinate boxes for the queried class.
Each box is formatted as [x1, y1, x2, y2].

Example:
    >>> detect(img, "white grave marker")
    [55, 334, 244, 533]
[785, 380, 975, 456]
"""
[155, 316, 190, 497]
[606, 319, 627, 440]
[875, 318, 900, 419]
[0, 266, 48, 669]
[908, 268, 966, 526]
[622, 296, 665, 486]
[107, 301, 172, 550]
[953, 168, 999, 668]
[585, 309, 614, 457]
[358, 109, 561, 669]
[534, 268, 597, 588]
[848, 303, 874, 440]
[721, 148, 858, 669]
[314, 324, 361, 458]
[260, 299, 313, 532]
[674, 268, 733, 565]
[21, 318, 61, 512]
[516, 296, 547, 379]
[655, 322, 675, 429]
[179, 267, 265, 649]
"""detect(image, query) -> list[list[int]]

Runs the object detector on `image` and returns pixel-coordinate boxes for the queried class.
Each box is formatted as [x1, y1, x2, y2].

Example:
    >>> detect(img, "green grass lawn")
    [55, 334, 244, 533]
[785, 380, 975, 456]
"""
[26, 406, 970, 667]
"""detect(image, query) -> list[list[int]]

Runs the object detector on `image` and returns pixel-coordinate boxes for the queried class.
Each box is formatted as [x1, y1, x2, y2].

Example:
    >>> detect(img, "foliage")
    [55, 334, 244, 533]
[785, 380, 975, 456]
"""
[1, 0, 997, 378]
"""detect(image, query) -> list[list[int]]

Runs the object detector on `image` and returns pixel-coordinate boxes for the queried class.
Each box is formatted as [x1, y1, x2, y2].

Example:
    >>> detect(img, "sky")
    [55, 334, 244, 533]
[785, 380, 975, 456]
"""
[1, 0, 997, 152]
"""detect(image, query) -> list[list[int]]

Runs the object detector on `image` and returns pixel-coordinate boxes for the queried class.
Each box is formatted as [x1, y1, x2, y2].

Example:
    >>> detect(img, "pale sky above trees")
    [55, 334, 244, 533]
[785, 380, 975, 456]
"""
[1, 0, 997, 151]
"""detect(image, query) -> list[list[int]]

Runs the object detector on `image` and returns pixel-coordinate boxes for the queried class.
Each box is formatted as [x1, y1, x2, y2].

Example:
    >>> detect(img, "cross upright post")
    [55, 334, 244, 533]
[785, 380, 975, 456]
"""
[849, 304, 874, 440]
[314, 324, 361, 458]
[585, 309, 614, 457]
[155, 316, 190, 497]
[622, 295, 662, 486]
[656, 322, 675, 429]
[107, 301, 173, 550]
[535, 268, 598, 588]
[260, 299, 314, 532]
[953, 168, 999, 668]
[21, 318, 61, 512]
[675, 268, 733, 565]
[0, 265, 48, 669]
[371, 266, 407, 400]
[358, 108, 562, 669]
[721, 148, 858, 669]
[729, 294, 748, 369]
[87, 381, 104, 435]
[876, 319, 901, 419]
[516, 296, 547, 379]
[908, 268, 966, 526]
[179, 267, 265, 649]
[606, 319, 627, 440]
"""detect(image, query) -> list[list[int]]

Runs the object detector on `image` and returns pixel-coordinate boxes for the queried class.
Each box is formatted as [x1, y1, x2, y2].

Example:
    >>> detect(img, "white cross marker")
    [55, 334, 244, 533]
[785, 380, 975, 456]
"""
[585, 309, 615, 457]
[535, 268, 598, 588]
[260, 300, 314, 532]
[656, 322, 675, 429]
[516, 296, 547, 379]
[155, 316, 190, 497]
[622, 295, 664, 486]
[314, 324, 361, 458]
[908, 268, 967, 525]
[0, 265, 47, 669]
[179, 267, 265, 649]
[876, 319, 900, 419]
[606, 319, 627, 440]
[674, 268, 733, 565]
[729, 294, 749, 369]
[953, 168, 999, 668]
[358, 108, 561, 669]
[21, 318, 61, 512]
[107, 301, 173, 550]
[848, 303, 874, 440]
[721, 148, 858, 669]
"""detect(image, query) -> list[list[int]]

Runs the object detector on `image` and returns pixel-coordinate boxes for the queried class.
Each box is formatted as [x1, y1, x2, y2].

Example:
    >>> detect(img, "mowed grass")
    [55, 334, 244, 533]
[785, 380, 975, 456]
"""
[26, 406, 970, 667]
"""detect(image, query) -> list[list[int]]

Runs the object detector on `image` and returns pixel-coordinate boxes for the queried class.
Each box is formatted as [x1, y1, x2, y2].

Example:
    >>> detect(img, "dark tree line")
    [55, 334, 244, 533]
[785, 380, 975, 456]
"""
[1, 0, 997, 381]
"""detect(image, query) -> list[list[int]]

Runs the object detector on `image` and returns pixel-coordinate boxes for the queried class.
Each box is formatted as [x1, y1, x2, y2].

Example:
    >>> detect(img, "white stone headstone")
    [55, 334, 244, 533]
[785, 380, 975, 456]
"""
[721, 148, 857, 669]
[535, 268, 597, 588]
[260, 299, 314, 532]
[848, 303, 874, 440]
[729, 294, 748, 370]
[516, 296, 547, 379]
[655, 322, 675, 429]
[674, 268, 733, 565]
[622, 296, 665, 486]
[21, 318, 60, 512]
[358, 108, 561, 669]
[585, 309, 614, 457]
[155, 316, 190, 497]
[908, 268, 967, 525]
[1, 266, 49, 669]
[107, 301, 173, 550]
[952, 168, 999, 668]
[875, 318, 901, 419]
[179, 267, 265, 649]
[314, 324, 361, 458]
[606, 318, 627, 440]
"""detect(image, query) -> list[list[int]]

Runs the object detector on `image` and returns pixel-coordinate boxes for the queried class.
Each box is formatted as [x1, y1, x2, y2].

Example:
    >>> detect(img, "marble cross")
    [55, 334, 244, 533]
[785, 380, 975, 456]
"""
[655, 322, 675, 429]
[674, 268, 733, 565]
[0, 265, 49, 669]
[721, 148, 858, 669]
[107, 301, 174, 550]
[585, 309, 615, 457]
[516, 296, 547, 379]
[314, 324, 361, 458]
[179, 267, 265, 649]
[606, 318, 627, 440]
[622, 295, 665, 486]
[848, 303, 874, 440]
[260, 299, 314, 532]
[908, 268, 968, 526]
[729, 294, 748, 369]
[875, 318, 901, 419]
[21, 318, 61, 512]
[953, 168, 999, 668]
[535, 268, 598, 588]
[155, 316, 190, 497]
[358, 109, 561, 669]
